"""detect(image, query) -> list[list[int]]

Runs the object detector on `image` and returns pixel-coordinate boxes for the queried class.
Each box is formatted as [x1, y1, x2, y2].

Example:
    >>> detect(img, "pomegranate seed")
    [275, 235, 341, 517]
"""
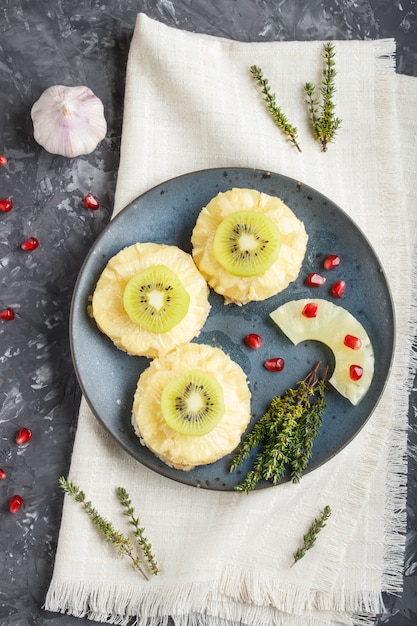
[21, 236, 39, 251]
[0, 307, 15, 321]
[0, 468, 6, 480]
[323, 254, 341, 270]
[344, 334, 362, 350]
[330, 280, 346, 298]
[349, 365, 363, 381]
[83, 193, 100, 210]
[0, 198, 13, 212]
[15, 427, 32, 445]
[244, 333, 263, 349]
[264, 357, 285, 372]
[0, 154, 7, 166]
[9, 494, 24, 514]
[302, 302, 318, 318]
[305, 272, 326, 288]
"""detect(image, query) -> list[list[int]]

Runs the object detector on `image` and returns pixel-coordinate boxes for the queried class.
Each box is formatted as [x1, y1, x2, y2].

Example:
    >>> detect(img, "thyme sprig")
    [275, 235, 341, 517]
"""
[304, 42, 342, 151]
[117, 486, 159, 575]
[59, 477, 158, 580]
[250, 65, 302, 152]
[290, 370, 327, 484]
[292, 505, 332, 565]
[230, 362, 328, 492]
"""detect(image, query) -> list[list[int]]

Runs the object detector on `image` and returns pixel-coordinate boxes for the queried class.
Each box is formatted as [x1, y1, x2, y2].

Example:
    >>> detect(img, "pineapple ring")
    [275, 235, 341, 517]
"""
[270, 298, 375, 405]
[132, 343, 251, 471]
[191, 188, 308, 305]
[91, 243, 210, 358]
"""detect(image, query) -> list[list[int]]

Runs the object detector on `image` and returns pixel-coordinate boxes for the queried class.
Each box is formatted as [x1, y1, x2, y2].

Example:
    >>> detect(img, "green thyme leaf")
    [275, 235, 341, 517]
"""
[304, 42, 342, 151]
[117, 486, 159, 575]
[250, 65, 302, 152]
[292, 505, 332, 565]
[230, 362, 327, 492]
[59, 477, 158, 580]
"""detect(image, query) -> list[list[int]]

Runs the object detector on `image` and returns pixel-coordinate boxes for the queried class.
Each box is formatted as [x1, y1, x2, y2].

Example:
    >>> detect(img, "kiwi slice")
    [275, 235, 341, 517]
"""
[123, 265, 190, 333]
[212, 209, 281, 277]
[161, 369, 225, 436]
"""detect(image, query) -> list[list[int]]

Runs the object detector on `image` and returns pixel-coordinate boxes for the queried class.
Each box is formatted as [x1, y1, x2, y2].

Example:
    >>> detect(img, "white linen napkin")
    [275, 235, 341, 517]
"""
[45, 14, 416, 626]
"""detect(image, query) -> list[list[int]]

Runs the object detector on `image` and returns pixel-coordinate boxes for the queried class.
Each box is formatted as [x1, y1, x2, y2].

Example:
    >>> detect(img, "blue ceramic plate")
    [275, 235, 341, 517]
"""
[70, 168, 394, 490]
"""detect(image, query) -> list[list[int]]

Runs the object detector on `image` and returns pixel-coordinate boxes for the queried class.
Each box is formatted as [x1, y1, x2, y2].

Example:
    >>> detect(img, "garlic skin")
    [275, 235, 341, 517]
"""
[31, 85, 107, 158]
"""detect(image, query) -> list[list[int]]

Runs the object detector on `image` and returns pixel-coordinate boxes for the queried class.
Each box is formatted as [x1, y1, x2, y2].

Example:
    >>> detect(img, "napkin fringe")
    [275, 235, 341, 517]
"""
[380, 219, 417, 601]
[371, 35, 410, 602]
[217, 563, 386, 617]
[44, 578, 368, 626]
[45, 580, 210, 626]
[170, 606, 355, 626]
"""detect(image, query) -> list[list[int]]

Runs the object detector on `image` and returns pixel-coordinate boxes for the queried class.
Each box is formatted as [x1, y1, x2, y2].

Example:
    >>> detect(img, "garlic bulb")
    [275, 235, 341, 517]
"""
[31, 85, 107, 158]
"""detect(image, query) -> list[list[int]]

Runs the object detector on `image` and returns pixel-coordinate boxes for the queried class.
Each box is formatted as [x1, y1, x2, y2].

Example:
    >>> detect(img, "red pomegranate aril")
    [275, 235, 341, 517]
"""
[244, 333, 263, 350]
[0, 198, 12, 212]
[344, 334, 362, 350]
[0, 307, 15, 321]
[330, 280, 346, 298]
[323, 254, 341, 270]
[21, 236, 39, 251]
[0, 468, 6, 480]
[349, 365, 363, 381]
[264, 357, 285, 372]
[305, 272, 326, 288]
[302, 302, 318, 318]
[83, 193, 100, 210]
[0, 154, 7, 166]
[9, 494, 24, 514]
[15, 427, 32, 445]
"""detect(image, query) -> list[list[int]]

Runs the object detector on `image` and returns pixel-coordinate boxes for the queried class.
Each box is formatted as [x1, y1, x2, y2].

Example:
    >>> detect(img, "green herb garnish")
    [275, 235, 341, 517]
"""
[230, 362, 328, 492]
[250, 65, 302, 152]
[117, 486, 159, 575]
[59, 477, 158, 579]
[292, 505, 332, 565]
[304, 42, 342, 151]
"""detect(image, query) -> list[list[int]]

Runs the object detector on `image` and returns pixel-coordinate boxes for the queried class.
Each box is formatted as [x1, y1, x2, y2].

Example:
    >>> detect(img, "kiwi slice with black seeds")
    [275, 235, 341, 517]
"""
[212, 209, 281, 277]
[161, 369, 225, 436]
[123, 265, 190, 333]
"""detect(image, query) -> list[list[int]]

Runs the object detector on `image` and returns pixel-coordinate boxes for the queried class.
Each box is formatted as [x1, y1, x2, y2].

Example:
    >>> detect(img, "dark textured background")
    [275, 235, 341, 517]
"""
[0, 1, 416, 625]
